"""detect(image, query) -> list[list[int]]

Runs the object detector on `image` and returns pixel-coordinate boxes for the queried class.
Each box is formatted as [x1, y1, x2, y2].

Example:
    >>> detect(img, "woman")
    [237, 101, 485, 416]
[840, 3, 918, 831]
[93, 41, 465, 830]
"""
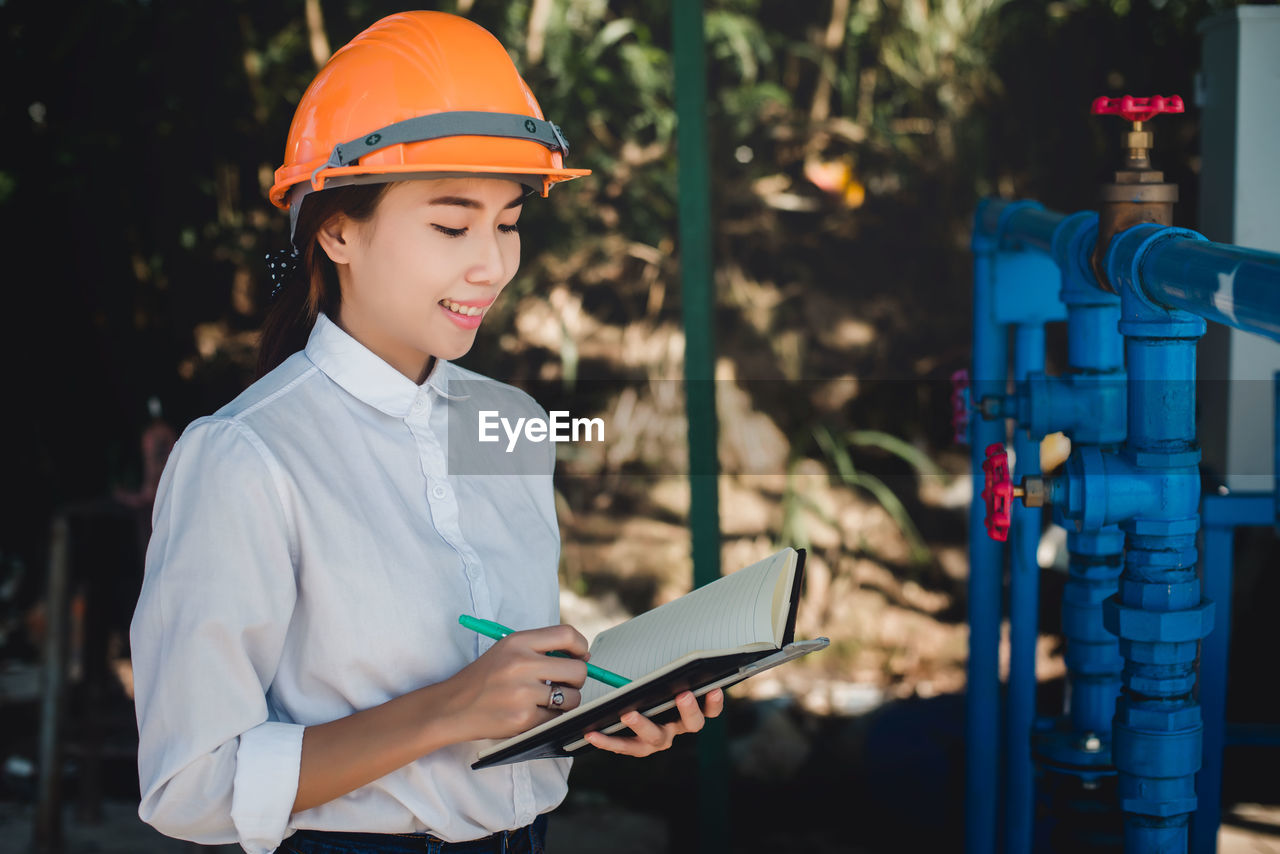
[131, 12, 722, 854]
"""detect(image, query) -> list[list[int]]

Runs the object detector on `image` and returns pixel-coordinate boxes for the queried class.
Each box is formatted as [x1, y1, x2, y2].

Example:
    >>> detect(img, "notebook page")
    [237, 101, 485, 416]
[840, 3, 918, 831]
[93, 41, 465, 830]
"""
[580, 549, 794, 704]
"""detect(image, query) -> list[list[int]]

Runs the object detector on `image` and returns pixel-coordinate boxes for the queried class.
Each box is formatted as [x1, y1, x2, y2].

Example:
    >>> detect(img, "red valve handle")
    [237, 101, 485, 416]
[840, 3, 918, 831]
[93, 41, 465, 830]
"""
[981, 443, 1013, 542]
[1091, 95, 1184, 123]
[951, 369, 970, 445]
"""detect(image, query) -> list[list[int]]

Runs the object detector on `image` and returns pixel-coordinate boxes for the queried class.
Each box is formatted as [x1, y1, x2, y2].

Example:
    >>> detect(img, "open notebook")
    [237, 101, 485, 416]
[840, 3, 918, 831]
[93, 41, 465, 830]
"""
[471, 547, 827, 769]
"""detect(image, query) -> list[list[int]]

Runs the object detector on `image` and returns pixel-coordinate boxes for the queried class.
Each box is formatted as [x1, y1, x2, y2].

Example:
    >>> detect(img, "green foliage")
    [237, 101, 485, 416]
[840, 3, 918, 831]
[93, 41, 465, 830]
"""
[812, 424, 932, 565]
[1, 0, 1236, 568]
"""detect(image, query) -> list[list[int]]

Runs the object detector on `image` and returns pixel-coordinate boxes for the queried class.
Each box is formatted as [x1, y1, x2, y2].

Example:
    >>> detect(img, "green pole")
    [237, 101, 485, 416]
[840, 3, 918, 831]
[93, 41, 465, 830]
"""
[672, 2, 727, 852]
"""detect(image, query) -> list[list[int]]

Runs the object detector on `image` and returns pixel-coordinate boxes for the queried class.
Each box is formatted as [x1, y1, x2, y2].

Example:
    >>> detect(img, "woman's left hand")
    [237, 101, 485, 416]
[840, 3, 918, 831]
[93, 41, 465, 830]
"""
[582, 688, 725, 758]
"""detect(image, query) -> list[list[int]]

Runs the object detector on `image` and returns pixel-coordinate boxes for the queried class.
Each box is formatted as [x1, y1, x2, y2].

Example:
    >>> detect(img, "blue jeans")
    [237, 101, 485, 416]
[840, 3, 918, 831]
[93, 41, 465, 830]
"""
[279, 814, 548, 854]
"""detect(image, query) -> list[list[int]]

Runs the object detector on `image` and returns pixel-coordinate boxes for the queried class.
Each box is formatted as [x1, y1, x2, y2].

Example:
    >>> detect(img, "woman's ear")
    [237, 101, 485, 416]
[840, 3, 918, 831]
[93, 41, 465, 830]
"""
[315, 215, 355, 265]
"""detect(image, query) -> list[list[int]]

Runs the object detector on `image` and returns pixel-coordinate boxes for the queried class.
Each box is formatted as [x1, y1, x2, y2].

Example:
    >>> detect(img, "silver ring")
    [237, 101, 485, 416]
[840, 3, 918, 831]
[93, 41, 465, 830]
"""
[547, 685, 566, 709]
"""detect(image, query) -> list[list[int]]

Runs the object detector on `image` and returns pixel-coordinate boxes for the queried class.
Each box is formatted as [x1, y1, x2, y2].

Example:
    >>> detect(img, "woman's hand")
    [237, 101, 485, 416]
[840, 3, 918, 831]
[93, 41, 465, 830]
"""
[583, 688, 725, 758]
[441, 625, 589, 742]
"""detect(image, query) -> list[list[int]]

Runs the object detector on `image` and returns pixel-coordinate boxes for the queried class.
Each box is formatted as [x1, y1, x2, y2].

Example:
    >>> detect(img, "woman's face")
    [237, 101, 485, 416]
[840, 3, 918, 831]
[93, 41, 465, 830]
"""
[319, 177, 525, 382]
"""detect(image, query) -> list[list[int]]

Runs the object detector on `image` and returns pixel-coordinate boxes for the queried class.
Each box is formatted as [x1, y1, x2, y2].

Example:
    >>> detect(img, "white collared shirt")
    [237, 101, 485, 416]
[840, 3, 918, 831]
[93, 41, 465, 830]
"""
[131, 313, 569, 853]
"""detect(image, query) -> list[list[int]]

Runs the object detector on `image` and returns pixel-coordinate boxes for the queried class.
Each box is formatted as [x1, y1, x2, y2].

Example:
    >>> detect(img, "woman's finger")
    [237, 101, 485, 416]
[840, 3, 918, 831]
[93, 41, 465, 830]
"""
[584, 712, 674, 757]
[621, 710, 669, 746]
[534, 655, 587, 689]
[541, 684, 582, 712]
[582, 729, 655, 756]
[521, 624, 590, 659]
[672, 691, 706, 733]
[582, 689, 727, 756]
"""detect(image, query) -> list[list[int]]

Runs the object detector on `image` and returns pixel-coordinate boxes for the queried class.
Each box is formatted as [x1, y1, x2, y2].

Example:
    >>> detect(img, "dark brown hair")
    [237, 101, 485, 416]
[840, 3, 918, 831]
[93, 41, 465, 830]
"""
[256, 183, 393, 378]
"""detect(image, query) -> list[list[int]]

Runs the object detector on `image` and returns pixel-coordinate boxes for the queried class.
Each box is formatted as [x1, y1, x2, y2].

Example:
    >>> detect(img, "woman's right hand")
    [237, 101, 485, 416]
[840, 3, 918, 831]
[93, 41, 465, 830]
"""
[440, 625, 590, 741]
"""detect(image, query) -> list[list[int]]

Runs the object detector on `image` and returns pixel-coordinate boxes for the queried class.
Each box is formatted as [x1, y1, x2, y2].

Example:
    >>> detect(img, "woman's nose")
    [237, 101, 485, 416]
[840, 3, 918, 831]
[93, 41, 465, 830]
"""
[465, 230, 511, 285]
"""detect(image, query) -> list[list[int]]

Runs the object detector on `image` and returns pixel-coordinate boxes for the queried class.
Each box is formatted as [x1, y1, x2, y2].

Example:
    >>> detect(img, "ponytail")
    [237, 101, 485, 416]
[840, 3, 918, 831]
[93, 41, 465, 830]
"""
[256, 183, 393, 378]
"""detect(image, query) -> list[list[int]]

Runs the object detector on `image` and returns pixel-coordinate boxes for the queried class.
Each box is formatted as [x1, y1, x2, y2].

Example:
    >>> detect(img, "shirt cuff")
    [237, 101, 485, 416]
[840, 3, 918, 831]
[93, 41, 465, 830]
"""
[230, 720, 306, 853]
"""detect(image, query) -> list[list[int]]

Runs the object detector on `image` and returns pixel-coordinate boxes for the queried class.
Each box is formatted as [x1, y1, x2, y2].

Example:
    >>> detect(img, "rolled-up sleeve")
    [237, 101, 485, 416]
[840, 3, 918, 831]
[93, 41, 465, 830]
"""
[131, 417, 302, 853]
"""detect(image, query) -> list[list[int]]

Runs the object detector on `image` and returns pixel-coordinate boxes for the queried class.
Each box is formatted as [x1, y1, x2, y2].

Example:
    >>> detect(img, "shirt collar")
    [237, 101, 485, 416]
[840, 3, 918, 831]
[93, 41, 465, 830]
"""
[305, 313, 454, 418]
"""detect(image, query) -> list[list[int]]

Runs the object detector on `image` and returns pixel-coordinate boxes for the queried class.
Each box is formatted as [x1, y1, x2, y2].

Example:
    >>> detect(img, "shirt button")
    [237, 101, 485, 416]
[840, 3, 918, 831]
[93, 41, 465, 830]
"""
[431, 484, 448, 500]
[466, 564, 480, 580]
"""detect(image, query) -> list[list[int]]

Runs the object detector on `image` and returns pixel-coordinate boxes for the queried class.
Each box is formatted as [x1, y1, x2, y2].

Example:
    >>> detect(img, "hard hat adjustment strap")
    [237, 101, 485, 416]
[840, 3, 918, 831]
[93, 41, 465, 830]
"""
[321, 111, 572, 172]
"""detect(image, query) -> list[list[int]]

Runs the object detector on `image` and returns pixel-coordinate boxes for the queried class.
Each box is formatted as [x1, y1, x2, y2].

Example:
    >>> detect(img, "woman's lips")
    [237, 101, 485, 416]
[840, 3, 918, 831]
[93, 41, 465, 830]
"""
[438, 298, 491, 329]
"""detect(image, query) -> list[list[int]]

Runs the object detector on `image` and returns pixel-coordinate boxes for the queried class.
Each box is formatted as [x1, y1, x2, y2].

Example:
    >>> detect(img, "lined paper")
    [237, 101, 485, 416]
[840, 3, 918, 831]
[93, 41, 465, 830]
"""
[579, 549, 795, 704]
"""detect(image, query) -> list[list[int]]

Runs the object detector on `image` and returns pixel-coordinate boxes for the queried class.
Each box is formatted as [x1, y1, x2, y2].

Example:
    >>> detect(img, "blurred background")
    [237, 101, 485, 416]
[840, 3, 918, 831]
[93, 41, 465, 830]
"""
[1, 0, 1275, 852]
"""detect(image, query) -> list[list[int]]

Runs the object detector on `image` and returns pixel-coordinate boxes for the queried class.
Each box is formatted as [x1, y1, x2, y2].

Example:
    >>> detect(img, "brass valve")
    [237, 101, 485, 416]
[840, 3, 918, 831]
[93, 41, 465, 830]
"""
[1089, 95, 1184, 292]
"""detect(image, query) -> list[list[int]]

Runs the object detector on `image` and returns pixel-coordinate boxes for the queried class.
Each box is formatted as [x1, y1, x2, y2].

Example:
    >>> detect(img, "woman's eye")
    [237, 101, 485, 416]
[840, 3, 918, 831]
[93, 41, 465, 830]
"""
[431, 224, 518, 237]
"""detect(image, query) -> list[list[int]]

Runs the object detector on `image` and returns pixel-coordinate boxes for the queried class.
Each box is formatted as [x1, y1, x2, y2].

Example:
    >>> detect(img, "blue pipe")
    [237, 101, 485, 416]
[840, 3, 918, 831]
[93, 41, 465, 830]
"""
[966, 201, 1010, 854]
[971, 201, 1074, 853]
[1191, 495, 1251, 854]
[1052, 217, 1125, 767]
[965, 210, 1280, 852]
[1106, 224, 1215, 854]
[1133, 238, 1280, 342]
[976, 205, 1128, 848]
[1019, 216, 1126, 446]
[1059, 527, 1125, 738]
[1007, 322, 1045, 854]
[1025, 213, 1127, 809]
[1032, 224, 1216, 852]
[992, 209, 1068, 854]
[980, 198, 1068, 254]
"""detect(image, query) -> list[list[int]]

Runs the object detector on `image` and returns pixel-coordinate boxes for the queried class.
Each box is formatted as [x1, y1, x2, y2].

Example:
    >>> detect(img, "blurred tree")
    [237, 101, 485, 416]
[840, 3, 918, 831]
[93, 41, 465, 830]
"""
[0, 0, 1247, 584]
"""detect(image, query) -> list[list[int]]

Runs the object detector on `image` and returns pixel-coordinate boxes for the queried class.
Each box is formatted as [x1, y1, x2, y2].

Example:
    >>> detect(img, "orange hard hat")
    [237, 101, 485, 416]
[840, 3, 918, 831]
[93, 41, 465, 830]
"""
[269, 11, 589, 224]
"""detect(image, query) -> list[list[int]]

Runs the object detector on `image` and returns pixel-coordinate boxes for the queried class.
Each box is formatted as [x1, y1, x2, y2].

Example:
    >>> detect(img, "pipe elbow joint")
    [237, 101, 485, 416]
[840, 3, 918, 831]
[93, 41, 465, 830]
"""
[1055, 213, 1113, 306]
[1106, 224, 1210, 333]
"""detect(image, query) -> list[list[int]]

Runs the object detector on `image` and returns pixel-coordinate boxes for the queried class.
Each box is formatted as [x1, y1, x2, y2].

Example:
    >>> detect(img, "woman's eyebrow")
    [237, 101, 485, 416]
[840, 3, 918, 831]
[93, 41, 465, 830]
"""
[426, 194, 527, 210]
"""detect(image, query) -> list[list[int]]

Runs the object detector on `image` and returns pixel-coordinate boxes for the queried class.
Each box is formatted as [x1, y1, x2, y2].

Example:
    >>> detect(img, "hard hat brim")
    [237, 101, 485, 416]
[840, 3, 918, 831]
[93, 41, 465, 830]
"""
[271, 161, 591, 209]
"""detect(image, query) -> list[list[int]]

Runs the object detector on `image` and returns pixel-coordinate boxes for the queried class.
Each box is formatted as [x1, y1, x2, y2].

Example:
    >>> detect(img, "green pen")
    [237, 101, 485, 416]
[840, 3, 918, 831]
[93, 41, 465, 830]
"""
[458, 614, 631, 688]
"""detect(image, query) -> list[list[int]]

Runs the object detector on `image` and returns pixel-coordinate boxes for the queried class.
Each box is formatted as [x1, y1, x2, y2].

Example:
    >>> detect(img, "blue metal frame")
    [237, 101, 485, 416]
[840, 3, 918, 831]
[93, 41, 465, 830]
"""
[966, 200, 1067, 854]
